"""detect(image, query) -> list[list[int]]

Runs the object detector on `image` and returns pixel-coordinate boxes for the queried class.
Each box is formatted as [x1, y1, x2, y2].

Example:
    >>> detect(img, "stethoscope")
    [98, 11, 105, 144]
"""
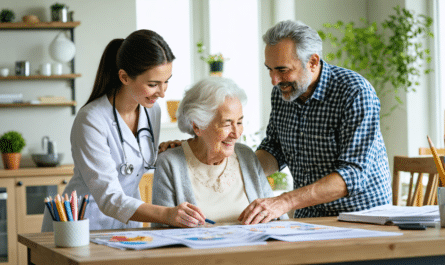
[113, 95, 157, 175]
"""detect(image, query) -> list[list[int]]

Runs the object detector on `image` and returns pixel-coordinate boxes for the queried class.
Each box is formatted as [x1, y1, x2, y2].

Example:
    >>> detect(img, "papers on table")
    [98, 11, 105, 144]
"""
[338, 204, 440, 225]
[90, 221, 402, 250]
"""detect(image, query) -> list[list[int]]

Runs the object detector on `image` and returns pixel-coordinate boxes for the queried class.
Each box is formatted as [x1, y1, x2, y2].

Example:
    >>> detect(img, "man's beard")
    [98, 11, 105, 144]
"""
[277, 69, 312, 102]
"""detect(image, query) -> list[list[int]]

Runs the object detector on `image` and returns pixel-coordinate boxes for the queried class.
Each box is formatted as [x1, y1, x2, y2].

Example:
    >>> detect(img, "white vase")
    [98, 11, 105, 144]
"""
[49, 32, 76, 63]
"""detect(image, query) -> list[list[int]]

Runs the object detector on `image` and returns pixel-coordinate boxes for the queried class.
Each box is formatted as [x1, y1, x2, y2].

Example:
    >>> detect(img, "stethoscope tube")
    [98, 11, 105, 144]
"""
[113, 93, 156, 175]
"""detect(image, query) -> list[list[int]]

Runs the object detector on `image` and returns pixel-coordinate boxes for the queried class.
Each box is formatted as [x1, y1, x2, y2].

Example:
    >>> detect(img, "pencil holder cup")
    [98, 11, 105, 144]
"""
[438, 187, 445, 228]
[53, 219, 89, 247]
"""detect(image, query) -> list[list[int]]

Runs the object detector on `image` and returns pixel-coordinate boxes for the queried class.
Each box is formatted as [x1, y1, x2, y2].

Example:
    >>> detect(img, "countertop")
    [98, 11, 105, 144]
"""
[0, 164, 74, 178]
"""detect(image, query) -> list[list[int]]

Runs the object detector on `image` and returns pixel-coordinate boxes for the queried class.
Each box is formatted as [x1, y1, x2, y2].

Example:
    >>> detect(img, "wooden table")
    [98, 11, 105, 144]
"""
[18, 217, 445, 265]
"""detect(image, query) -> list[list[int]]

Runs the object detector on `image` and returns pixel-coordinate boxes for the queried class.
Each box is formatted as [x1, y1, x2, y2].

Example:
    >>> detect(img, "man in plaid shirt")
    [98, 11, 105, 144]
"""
[239, 20, 392, 224]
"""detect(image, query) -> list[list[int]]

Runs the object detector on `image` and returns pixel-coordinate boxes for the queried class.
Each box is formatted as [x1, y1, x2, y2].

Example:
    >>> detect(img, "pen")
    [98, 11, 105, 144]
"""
[64, 194, 74, 221]
[205, 218, 215, 225]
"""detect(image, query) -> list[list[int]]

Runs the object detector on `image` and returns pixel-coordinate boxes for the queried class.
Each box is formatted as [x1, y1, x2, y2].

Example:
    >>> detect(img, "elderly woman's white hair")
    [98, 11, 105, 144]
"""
[177, 77, 247, 136]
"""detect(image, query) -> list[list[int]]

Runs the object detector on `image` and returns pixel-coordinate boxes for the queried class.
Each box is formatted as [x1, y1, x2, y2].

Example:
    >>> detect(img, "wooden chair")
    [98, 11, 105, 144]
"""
[392, 156, 440, 206]
[418, 147, 445, 156]
[139, 173, 154, 227]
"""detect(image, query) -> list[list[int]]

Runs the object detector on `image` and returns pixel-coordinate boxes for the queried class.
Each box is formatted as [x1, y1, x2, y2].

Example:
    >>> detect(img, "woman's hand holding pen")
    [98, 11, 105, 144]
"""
[166, 202, 207, 228]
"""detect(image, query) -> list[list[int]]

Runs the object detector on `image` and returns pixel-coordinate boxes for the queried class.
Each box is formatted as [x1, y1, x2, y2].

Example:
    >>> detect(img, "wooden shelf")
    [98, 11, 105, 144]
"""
[0, 74, 81, 80]
[0, 101, 76, 107]
[0, 21, 80, 29]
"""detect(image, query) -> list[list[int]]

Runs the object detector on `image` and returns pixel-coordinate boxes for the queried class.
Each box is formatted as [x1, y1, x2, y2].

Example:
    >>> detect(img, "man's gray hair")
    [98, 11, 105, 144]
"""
[263, 20, 322, 65]
[177, 77, 247, 136]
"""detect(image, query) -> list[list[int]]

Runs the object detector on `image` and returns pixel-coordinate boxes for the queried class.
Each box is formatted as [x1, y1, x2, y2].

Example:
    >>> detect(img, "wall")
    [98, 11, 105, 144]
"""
[0, 0, 136, 168]
[259, 0, 368, 130]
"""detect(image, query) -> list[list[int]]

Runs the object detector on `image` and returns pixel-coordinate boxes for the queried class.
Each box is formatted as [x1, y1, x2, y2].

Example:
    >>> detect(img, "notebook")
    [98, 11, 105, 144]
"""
[338, 204, 439, 225]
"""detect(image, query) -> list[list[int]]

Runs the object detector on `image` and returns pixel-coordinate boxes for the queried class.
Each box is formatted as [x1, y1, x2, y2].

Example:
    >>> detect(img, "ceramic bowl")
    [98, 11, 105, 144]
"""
[31, 153, 63, 167]
[22, 15, 40, 24]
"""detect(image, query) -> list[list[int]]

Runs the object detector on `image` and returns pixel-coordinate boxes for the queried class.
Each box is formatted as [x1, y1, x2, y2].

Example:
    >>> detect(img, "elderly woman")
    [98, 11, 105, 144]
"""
[152, 77, 287, 227]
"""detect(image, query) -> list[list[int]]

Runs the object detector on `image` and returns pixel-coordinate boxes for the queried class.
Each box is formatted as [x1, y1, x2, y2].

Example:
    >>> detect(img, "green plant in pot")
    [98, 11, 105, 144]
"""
[50, 3, 68, 22]
[0, 9, 15, 23]
[0, 131, 26, 170]
[317, 6, 433, 118]
[196, 41, 228, 76]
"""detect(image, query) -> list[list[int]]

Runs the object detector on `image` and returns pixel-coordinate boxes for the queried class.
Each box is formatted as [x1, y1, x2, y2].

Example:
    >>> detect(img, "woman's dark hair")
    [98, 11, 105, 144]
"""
[84, 29, 175, 106]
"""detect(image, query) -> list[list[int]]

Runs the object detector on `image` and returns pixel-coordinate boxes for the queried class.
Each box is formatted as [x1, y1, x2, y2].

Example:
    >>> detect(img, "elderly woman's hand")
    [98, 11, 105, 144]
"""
[158, 140, 184, 153]
[166, 202, 207, 228]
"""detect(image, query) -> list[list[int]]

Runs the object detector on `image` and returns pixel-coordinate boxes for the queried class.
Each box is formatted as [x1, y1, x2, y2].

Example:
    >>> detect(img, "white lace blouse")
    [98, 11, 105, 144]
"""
[182, 141, 250, 222]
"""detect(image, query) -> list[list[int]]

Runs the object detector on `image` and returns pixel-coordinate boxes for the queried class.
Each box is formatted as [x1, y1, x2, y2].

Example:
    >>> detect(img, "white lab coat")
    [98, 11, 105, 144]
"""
[41, 95, 161, 231]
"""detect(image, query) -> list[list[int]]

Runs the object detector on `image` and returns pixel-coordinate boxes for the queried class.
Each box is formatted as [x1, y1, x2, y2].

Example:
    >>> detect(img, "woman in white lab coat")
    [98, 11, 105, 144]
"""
[42, 29, 207, 231]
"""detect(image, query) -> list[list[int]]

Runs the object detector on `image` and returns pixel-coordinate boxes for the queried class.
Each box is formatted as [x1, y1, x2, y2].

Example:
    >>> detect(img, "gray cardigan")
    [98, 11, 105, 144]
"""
[152, 143, 288, 227]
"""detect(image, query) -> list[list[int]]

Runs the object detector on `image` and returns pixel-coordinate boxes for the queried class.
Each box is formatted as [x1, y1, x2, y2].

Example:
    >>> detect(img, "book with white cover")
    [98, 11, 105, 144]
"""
[338, 204, 440, 225]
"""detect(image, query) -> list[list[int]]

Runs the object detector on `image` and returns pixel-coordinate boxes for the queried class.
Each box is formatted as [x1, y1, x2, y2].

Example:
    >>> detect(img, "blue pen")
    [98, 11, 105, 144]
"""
[205, 218, 215, 224]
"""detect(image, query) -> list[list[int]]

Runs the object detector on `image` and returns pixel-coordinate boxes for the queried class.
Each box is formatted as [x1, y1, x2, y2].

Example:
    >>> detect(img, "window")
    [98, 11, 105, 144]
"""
[136, 0, 191, 123]
[209, 0, 260, 135]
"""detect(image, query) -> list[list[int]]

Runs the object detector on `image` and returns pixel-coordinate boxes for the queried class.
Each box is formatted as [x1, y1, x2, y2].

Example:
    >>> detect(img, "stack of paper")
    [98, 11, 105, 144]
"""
[338, 204, 440, 225]
[90, 221, 402, 250]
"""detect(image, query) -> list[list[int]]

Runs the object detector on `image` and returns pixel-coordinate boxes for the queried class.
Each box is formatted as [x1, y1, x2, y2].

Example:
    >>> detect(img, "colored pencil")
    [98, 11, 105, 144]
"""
[79, 195, 89, 220]
[44, 197, 55, 221]
[64, 194, 74, 221]
[71, 190, 78, 221]
[51, 197, 60, 221]
[427, 136, 445, 185]
[55, 194, 67, 222]
[77, 195, 86, 221]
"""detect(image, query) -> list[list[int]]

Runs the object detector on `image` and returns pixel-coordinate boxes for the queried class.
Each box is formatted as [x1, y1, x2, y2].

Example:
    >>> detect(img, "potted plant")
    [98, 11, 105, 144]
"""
[196, 41, 228, 76]
[0, 9, 15, 23]
[50, 3, 68, 22]
[267, 172, 288, 191]
[0, 131, 26, 170]
[317, 6, 433, 118]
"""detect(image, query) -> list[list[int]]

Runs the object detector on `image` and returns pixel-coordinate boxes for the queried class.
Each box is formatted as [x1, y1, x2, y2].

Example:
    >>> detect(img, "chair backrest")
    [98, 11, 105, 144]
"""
[419, 147, 445, 156]
[393, 156, 439, 206]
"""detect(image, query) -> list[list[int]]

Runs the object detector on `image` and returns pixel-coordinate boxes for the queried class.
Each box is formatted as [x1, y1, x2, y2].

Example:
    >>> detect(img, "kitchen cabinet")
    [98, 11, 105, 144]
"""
[0, 179, 17, 265]
[0, 22, 81, 115]
[0, 165, 73, 265]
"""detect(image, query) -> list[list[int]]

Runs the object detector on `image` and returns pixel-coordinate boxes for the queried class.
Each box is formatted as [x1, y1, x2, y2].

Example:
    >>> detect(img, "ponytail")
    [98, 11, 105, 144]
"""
[84, 39, 124, 106]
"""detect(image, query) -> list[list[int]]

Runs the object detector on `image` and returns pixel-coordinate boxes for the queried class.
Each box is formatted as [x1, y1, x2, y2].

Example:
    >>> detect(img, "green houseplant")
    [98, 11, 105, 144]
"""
[50, 3, 68, 22]
[0, 131, 26, 169]
[196, 41, 227, 76]
[267, 172, 288, 191]
[0, 9, 15, 22]
[317, 6, 433, 117]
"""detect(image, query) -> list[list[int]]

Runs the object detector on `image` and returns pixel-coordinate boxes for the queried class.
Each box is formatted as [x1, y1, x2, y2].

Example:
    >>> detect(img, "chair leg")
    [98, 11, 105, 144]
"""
[407, 173, 415, 206]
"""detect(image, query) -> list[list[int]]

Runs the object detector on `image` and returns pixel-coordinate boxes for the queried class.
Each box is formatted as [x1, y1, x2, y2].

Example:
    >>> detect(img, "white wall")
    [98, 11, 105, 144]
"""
[0, 0, 136, 168]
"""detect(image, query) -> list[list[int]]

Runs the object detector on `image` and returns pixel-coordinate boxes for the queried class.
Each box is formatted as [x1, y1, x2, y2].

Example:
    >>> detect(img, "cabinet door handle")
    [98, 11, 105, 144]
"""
[17, 181, 23, 186]
[62, 180, 68, 184]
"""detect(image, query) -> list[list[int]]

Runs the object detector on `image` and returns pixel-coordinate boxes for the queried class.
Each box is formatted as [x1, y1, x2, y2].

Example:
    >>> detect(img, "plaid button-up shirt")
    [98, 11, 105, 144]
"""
[258, 60, 392, 218]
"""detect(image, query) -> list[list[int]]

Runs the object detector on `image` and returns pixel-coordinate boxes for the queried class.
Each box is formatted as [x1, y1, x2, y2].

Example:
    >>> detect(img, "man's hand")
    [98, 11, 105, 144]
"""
[238, 196, 291, 225]
[158, 140, 183, 153]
